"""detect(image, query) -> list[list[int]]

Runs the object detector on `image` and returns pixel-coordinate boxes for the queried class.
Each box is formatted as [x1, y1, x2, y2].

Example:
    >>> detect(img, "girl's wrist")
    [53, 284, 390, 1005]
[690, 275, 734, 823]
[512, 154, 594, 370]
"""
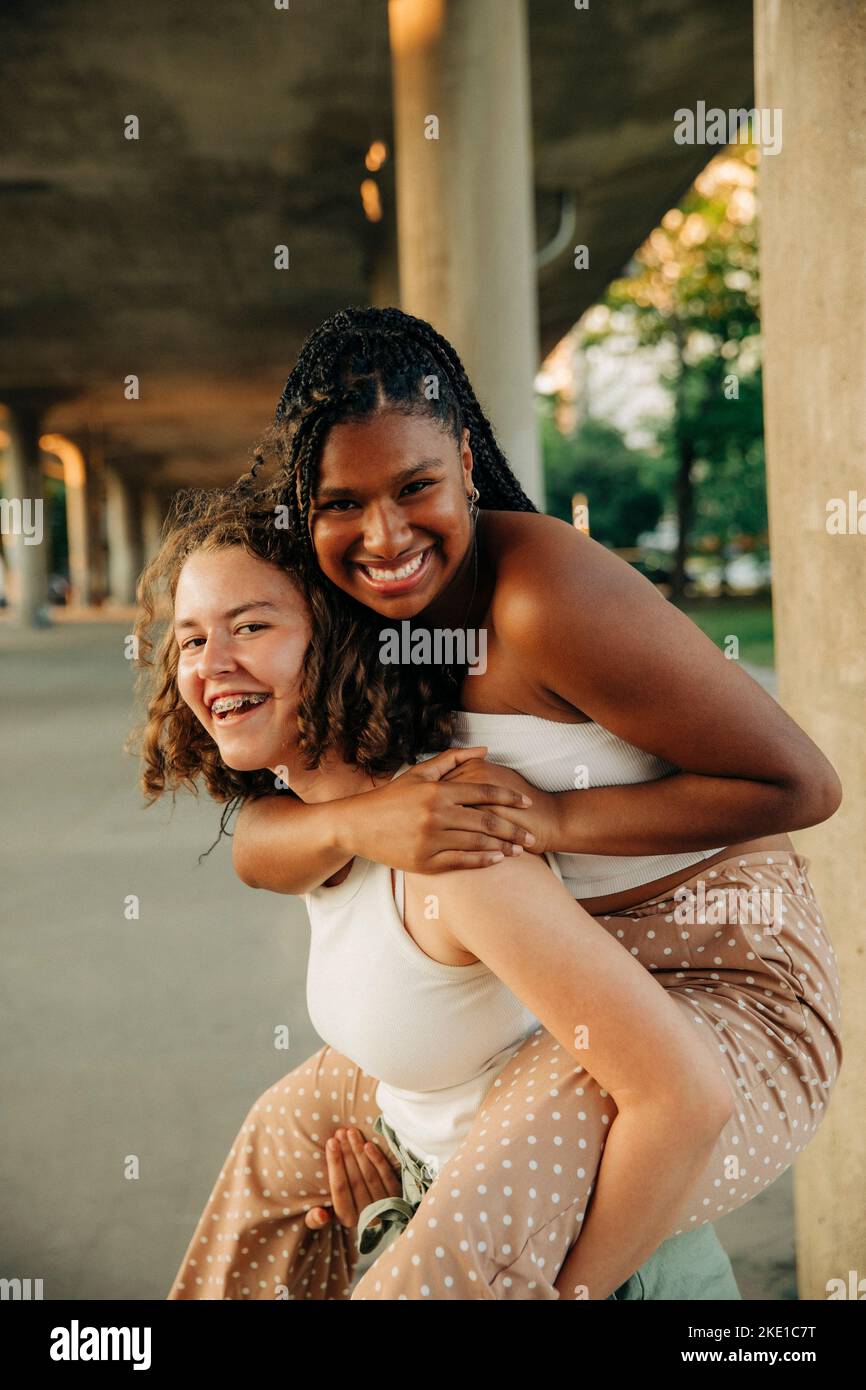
[548, 788, 587, 854]
[331, 790, 371, 862]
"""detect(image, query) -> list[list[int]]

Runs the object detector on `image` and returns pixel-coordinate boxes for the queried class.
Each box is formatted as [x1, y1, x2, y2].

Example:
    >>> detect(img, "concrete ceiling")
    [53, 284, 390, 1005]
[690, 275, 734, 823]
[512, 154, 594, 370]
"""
[0, 0, 753, 486]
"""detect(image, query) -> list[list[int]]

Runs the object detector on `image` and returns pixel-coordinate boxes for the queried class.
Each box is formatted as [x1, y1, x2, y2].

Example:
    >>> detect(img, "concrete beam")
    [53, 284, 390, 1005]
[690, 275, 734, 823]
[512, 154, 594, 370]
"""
[0, 1, 754, 485]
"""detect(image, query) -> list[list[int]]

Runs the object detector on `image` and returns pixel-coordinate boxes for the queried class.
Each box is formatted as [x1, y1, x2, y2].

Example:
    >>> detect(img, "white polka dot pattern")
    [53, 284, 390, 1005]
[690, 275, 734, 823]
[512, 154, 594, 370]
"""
[168, 852, 841, 1300]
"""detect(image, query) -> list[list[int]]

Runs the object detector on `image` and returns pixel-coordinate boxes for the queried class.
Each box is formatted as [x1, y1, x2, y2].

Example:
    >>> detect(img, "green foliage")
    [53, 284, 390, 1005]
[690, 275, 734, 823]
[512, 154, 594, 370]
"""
[679, 598, 774, 668]
[657, 363, 768, 554]
[541, 403, 667, 549]
[573, 145, 768, 586]
[600, 146, 761, 346]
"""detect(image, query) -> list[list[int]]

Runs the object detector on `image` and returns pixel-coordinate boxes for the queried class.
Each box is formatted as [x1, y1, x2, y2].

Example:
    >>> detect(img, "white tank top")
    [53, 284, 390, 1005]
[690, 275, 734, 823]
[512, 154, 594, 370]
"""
[449, 710, 725, 897]
[303, 779, 562, 1172]
[302, 715, 724, 1167]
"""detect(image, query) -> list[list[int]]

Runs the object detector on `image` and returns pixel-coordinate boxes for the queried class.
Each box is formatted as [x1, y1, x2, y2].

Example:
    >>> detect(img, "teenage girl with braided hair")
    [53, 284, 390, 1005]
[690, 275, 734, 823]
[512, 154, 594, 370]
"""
[178, 305, 842, 1300]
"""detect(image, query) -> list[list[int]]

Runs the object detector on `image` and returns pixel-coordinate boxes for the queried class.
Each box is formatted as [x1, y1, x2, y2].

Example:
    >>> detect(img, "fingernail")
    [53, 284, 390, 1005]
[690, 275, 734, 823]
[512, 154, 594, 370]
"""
[521, 795, 532, 806]
[511, 844, 523, 855]
[489, 852, 504, 862]
[524, 833, 536, 845]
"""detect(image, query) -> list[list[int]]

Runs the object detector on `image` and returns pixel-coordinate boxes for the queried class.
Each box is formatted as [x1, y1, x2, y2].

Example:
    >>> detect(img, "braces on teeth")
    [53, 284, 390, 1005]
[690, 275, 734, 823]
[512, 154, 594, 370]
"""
[211, 694, 269, 714]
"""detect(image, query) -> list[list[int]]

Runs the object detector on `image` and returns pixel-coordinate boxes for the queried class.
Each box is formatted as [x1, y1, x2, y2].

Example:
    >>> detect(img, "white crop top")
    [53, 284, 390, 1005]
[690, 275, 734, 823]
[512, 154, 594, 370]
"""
[303, 805, 561, 1172]
[449, 710, 725, 897]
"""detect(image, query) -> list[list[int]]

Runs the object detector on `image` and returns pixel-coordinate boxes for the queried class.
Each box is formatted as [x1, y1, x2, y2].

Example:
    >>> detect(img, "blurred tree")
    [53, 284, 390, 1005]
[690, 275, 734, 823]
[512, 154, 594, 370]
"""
[541, 403, 666, 549]
[667, 363, 768, 592]
[582, 143, 764, 597]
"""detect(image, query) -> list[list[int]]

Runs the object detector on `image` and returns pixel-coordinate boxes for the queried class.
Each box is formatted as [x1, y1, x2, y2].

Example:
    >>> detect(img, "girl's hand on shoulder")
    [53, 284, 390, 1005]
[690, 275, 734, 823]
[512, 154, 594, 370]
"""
[439, 755, 561, 856]
[351, 746, 539, 872]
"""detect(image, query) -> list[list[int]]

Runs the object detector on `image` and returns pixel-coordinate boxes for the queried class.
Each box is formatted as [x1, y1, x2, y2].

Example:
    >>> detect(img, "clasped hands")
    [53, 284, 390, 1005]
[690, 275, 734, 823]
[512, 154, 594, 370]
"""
[359, 746, 561, 871]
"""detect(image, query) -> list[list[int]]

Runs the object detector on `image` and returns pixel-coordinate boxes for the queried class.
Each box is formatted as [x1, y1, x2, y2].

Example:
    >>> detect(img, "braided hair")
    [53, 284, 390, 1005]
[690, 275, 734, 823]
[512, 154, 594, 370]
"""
[250, 305, 538, 557]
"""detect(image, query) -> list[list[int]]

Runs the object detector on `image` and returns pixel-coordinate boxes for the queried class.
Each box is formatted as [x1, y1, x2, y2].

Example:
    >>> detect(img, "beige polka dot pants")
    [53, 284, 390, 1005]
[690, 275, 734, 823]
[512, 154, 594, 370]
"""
[168, 851, 842, 1300]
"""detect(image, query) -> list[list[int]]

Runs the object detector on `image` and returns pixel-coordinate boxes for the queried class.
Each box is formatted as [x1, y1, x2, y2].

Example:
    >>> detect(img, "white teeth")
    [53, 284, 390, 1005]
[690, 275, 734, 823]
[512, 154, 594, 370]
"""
[211, 693, 269, 715]
[362, 550, 427, 583]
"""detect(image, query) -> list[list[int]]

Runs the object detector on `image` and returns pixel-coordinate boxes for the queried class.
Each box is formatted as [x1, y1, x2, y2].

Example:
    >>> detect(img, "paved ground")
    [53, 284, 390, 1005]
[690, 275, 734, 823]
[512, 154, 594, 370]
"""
[1, 619, 794, 1300]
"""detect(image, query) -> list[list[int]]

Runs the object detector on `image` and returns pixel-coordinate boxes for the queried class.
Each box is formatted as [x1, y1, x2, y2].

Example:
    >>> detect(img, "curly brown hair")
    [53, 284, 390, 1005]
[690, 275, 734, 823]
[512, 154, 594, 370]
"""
[132, 478, 455, 807]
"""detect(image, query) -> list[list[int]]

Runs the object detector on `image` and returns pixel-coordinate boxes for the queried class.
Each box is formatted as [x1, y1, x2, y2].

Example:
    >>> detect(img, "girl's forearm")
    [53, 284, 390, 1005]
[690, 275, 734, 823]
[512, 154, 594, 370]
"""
[233, 792, 365, 894]
[550, 769, 835, 857]
[552, 1099, 729, 1301]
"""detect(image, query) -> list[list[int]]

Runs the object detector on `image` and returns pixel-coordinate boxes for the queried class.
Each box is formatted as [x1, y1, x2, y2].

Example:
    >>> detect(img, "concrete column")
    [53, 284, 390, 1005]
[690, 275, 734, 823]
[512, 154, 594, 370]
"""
[84, 423, 109, 605]
[140, 489, 166, 564]
[104, 466, 143, 604]
[388, 0, 543, 504]
[368, 154, 401, 308]
[41, 433, 93, 607]
[755, 0, 866, 1296]
[2, 403, 50, 627]
[64, 448, 92, 606]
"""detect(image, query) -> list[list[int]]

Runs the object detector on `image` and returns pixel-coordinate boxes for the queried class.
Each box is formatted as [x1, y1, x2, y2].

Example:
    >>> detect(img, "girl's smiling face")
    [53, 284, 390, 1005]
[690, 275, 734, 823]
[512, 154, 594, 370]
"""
[308, 408, 475, 618]
[174, 547, 312, 772]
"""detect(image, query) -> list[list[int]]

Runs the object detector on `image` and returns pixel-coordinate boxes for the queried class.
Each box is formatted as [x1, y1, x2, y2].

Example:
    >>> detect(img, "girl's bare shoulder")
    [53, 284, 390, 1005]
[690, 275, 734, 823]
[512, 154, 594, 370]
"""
[483, 509, 624, 620]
